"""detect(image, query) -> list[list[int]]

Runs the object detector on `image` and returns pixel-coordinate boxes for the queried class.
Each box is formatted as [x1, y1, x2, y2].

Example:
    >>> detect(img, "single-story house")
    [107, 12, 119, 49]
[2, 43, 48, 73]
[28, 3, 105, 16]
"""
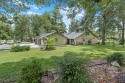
[35, 31, 99, 46]
[63, 32, 98, 45]
[35, 32, 67, 46]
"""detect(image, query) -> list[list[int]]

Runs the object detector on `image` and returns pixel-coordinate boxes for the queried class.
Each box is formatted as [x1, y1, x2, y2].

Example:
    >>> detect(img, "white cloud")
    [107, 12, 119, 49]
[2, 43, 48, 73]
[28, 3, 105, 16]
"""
[75, 10, 85, 20]
[13, 0, 23, 5]
[27, 11, 41, 15]
[62, 16, 71, 30]
[29, 5, 39, 10]
[34, 6, 39, 10]
[59, 9, 70, 30]
[59, 8, 85, 30]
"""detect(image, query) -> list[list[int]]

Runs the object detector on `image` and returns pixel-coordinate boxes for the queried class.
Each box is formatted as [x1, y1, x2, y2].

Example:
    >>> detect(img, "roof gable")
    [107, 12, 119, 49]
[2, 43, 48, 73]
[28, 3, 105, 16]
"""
[37, 32, 67, 39]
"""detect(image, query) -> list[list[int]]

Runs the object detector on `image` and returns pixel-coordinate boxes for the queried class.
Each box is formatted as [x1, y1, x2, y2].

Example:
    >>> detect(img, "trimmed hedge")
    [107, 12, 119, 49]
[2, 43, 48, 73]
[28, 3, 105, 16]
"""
[11, 45, 30, 52]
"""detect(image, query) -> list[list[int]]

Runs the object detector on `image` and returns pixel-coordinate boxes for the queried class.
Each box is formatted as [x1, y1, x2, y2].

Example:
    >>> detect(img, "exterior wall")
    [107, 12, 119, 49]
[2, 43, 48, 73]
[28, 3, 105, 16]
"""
[43, 32, 67, 46]
[75, 33, 98, 45]
[35, 32, 98, 46]
[91, 37, 98, 44]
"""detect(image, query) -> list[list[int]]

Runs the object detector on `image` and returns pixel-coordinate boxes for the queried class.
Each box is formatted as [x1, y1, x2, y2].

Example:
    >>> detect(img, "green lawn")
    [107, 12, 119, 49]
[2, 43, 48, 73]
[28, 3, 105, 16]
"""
[0, 45, 125, 82]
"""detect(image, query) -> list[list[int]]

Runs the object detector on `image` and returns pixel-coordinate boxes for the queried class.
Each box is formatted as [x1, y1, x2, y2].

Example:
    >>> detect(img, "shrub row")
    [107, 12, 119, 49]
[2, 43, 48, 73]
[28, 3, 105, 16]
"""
[20, 52, 125, 83]
[11, 45, 30, 52]
[19, 52, 91, 83]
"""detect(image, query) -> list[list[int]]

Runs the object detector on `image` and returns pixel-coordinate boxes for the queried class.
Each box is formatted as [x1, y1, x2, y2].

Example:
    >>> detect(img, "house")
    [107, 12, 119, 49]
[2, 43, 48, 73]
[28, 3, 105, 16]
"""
[35, 32, 67, 46]
[63, 32, 98, 45]
[35, 26, 99, 46]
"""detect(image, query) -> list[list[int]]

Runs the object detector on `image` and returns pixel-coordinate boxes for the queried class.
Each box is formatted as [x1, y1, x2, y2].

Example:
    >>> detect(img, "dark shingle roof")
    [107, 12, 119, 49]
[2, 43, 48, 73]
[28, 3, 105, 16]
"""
[63, 32, 84, 39]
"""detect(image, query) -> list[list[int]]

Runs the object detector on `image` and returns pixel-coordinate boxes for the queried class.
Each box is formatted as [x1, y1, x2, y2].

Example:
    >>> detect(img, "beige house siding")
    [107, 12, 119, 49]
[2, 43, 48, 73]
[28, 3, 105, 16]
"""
[42, 32, 67, 46]
[75, 33, 98, 45]
[35, 32, 98, 46]
[91, 37, 98, 44]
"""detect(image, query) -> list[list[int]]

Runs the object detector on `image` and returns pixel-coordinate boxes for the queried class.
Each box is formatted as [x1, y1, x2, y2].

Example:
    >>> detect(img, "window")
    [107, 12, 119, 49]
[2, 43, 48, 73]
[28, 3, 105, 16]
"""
[55, 38, 58, 42]
[86, 32, 89, 35]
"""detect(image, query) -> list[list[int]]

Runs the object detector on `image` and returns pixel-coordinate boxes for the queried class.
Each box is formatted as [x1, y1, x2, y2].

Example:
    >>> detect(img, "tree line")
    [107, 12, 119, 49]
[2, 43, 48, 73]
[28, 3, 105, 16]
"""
[0, 0, 125, 46]
[0, 6, 66, 42]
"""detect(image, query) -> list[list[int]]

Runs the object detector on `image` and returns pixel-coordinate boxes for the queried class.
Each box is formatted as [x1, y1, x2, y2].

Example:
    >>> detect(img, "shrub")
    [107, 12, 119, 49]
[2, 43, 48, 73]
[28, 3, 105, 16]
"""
[19, 60, 43, 83]
[107, 52, 124, 65]
[11, 45, 30, 52]
[11, 45, 21, 52]
[45, 37, 55, 50]
[24, 46, 30, 51]
[57, 52, 91, 83]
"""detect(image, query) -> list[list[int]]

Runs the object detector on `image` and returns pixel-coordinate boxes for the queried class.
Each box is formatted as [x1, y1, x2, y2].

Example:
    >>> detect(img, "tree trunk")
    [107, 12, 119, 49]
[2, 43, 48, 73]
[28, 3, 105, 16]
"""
[102, 26, 106, 45]
[122, 20, 124, 48]
[102, 15, 106, 45]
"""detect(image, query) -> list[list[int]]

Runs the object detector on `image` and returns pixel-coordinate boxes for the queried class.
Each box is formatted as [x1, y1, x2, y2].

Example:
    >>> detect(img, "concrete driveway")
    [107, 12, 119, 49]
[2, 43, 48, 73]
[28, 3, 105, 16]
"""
[0, 43, 40, 50]
[0, 44, 11, 50]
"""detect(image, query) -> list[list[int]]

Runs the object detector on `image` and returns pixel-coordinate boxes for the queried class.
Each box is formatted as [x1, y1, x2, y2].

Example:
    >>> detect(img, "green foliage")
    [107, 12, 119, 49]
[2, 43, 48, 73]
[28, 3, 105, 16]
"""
[0, 21, 13, 40]
[57, 52, 91, 83]
[14, 14, 32, 41]
[25, 46, 30, 51]
[107, 52, 125, 65]
[19, 60, 43, 83]
[45, 37, 55, 50]
[11, 45, 30, 52]
[51, 6, 66, 32]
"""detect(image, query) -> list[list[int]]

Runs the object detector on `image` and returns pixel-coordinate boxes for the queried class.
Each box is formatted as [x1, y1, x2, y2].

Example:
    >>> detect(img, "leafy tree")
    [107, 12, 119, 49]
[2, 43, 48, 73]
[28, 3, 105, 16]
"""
[0, 16, 13, 40]
[0, 0, 31, 16]
[13, 14, 31, 42]
[30, 15, 44, 37]
[69, 20, 80, 32]
[115, 1, 125, 47]
[56, 0, 118, 45]
[51, 6, 66, 33]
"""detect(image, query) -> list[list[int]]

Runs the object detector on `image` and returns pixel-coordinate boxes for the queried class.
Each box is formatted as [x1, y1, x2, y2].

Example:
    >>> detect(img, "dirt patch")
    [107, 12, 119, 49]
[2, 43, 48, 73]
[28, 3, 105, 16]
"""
[87, 59, 124, 83]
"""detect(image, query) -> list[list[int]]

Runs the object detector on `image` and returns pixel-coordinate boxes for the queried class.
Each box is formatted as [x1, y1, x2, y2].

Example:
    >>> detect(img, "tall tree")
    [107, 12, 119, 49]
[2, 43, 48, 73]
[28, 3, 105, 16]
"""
[51, 6, 66, 33]
[0, 22, 13, 40]
[14, 14, 31, 42]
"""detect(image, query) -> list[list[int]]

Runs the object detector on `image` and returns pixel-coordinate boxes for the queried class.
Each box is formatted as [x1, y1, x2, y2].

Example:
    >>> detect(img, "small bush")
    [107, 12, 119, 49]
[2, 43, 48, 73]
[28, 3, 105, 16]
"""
[11, 45, 30, 52]
[24, 46, 30, 51]
[45, 37, 55, 50]
[11, 45, 21, 52]
[19, 60, 43, 83]
[57, 52, 91, 83]
[107, 52, 124, 65]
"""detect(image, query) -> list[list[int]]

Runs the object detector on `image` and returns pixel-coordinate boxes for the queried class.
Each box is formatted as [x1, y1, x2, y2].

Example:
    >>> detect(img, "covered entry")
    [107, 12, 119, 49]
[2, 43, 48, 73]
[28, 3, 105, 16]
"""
[67, 39, 76, 45]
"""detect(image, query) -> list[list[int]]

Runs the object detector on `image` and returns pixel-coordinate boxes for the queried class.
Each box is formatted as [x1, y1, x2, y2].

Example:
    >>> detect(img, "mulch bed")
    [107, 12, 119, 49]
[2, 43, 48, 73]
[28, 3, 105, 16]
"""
[87, 59, 125, 83]
[41, 59, 125, 83]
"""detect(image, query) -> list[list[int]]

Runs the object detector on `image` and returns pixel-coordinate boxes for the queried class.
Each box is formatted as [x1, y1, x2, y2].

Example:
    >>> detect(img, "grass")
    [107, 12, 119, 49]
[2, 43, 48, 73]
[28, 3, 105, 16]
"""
[0, 45, 125, 82]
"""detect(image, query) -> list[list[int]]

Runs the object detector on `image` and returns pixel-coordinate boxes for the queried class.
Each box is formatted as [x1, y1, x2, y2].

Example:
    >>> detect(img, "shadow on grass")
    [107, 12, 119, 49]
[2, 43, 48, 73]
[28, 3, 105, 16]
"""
[0, 56, 61, 83]
[79, 45, 125, 51]
[79, 52, 106, 60]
